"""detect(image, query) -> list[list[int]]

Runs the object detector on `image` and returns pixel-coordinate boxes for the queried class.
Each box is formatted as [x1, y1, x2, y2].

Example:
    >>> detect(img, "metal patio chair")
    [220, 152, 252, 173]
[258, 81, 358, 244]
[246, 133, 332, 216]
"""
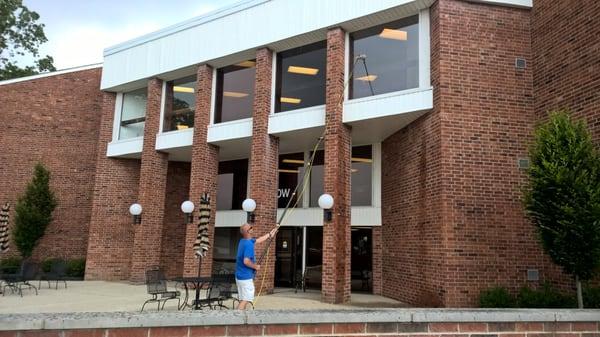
[38, 260, 68, 289]
[2, 262, 39, 297]
[141, 267, 180, 312]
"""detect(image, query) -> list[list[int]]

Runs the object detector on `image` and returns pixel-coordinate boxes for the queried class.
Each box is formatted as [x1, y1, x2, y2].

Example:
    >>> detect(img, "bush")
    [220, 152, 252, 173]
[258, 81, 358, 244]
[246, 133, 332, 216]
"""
[582, 286, 600, 308]
[41, 258, 65, 273]
[479, 287, 516, 308]
[517, 284, 576, 308]
[66, 258, 85, 278]
[0, 257, 22, 273]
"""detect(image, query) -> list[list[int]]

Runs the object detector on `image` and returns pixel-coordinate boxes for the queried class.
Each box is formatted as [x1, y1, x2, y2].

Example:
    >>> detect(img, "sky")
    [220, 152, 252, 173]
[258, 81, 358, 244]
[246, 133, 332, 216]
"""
[19, 0, 240, 70]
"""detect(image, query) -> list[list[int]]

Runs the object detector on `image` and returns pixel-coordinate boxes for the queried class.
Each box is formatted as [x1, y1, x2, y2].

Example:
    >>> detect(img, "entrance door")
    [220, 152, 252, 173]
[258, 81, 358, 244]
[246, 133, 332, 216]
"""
[275, 227, 303, 287]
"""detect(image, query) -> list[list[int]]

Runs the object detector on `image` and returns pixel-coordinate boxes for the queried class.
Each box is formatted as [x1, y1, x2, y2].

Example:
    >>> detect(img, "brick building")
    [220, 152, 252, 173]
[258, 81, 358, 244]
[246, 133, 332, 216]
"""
[0, 0, 598, 307]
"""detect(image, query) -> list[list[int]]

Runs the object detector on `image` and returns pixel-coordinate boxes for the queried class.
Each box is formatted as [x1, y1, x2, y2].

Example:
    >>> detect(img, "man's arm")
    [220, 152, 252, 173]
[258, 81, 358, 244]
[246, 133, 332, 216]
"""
[243, 257, 260, 271]
[255, 226, 279, 244]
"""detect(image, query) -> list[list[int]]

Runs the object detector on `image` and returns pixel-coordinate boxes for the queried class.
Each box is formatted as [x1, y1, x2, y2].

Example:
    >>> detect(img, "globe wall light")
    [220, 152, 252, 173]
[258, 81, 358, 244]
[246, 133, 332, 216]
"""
[181, 200, 195, 224]
[318, 193, 334, 222]
[129, 203, 142, 224]
[242, 198, 257, 223]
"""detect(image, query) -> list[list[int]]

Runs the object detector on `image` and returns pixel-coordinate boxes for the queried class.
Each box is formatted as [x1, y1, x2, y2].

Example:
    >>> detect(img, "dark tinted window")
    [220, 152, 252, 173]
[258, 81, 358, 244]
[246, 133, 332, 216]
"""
[351, 145, 372, 206]
[163, 76, 196, 132]
[309, 150, 324, 207]
[350, 15, 419, 99]
[276, 41, 326, 112]
[217, 159, 248, 210]
[215, 61, 256, 123]
[278, 153, 305, 208]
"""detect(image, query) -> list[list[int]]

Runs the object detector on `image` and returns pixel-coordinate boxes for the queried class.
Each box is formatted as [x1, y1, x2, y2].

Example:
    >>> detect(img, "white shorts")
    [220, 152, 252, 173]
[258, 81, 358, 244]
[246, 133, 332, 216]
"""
[235, 278, 255, 302]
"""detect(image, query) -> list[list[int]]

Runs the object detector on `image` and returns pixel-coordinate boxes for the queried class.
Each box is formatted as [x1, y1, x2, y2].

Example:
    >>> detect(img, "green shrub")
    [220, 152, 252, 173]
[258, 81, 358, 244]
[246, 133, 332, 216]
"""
[582, 286, 600, 308]
[41, 258, 65, 273]
[517, 284, 576, 308]
[479, 287, 516, 308]
[66, 258, 85, 278]
[0, 257, 22, 274]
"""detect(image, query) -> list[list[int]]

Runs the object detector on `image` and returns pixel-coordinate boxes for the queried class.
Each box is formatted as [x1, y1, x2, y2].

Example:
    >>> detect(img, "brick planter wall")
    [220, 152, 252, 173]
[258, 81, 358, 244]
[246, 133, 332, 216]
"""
[1, 310, 598, 337]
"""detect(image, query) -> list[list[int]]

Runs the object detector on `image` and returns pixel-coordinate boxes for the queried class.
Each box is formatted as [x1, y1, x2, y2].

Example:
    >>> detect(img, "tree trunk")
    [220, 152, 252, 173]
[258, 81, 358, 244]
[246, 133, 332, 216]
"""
[576, 275, 583, 309]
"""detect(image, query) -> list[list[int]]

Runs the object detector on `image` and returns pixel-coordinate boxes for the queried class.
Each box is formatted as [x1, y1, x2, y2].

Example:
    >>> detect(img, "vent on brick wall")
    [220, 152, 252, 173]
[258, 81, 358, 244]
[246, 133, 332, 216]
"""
[527, 269, 539, 281]
[515, 58, 526, 69]
[518, 158, 530, 169]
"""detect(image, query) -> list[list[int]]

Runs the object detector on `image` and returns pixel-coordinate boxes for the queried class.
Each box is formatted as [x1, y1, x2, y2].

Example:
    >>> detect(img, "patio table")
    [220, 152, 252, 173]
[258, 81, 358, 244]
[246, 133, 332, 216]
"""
[170, 276, 212, 310]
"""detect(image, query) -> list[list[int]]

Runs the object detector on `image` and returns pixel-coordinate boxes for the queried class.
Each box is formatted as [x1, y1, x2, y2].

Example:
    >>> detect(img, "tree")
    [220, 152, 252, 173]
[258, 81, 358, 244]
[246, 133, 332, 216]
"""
[13, 163, 57, 259]
[0, 0, 55, 80]
[524, 111, 600, 308]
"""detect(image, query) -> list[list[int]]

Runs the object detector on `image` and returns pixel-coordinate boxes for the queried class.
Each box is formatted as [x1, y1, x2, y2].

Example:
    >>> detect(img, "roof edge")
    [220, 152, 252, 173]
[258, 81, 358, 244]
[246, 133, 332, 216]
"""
[0, 63, 103, 86]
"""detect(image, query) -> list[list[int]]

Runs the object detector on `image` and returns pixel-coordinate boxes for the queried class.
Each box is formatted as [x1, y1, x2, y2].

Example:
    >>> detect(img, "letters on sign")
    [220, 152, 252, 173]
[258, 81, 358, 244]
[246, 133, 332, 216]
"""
[277, 188, 291, 199]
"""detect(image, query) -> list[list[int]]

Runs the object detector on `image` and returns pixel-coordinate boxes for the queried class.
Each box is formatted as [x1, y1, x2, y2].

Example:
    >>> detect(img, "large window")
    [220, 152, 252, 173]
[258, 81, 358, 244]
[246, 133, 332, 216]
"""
[213, 227, 242, 273]
[278, 153, 305, 208]
[215, 61, 256, 123]
[350, 15, 419, 99]
[276, 41, 326, 113]
[119, 87, 147, 140]
[163, 76, 196, 132]
[309, 145, 373, 207]
[217, 159, 248, 210]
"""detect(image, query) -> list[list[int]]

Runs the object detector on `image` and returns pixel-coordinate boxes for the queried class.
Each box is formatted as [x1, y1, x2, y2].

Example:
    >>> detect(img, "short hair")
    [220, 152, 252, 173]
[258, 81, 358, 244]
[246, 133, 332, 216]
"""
[240, 223, 250, 234]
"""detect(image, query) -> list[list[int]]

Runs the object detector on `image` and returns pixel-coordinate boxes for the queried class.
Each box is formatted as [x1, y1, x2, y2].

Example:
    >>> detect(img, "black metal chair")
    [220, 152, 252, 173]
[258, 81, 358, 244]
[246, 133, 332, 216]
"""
[208, 273, 236, 309]
[141, 267, 180, 312]
[2, 262, 39, 297]
[38, 260, 68, 289]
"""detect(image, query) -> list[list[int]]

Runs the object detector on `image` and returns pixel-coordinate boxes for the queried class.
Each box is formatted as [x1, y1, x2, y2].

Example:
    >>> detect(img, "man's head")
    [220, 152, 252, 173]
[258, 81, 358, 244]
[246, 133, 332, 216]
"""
[240, 223, 253, 238]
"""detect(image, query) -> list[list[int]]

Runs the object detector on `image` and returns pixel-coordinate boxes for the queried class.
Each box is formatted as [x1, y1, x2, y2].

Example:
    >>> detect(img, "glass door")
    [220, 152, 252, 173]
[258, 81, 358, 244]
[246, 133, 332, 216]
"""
[274, 227, 303, 287]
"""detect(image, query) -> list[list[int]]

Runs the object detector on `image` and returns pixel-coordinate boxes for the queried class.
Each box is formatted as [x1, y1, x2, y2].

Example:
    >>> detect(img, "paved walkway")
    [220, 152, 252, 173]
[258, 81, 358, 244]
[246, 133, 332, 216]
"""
[0, 281, 407, 313]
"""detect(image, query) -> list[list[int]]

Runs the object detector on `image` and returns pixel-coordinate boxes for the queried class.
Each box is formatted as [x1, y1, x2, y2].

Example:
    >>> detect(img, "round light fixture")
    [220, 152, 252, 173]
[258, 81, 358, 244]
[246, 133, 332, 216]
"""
[180, 200, 195, 214]
[129, 203, 142, 216]
[318, 194, 334, 210]
[242, 198, 257, 213]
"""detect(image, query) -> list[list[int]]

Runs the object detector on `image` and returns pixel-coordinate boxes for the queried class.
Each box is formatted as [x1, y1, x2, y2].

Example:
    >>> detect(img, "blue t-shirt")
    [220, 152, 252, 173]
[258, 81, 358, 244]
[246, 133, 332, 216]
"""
[235, 238, 256, 280]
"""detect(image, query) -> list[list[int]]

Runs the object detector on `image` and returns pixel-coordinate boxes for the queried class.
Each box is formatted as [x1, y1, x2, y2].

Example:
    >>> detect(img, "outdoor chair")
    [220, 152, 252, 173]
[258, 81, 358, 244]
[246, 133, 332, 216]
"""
[208, 273, 236, 309]
[2, 262, 39, 297]
[295, 265, 321, 293]
[38, 260, 68, 289]
[141, 267, 180, 312]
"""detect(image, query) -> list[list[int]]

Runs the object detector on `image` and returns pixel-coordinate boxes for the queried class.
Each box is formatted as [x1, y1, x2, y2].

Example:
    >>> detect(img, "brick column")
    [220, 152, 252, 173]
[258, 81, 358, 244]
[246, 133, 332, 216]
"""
[322, 27, 351, 304]
[130, 78, 170, 282]
[183, 65, 219, 277]
[371, 226, 382, 295]
[248, 48, 279, 294]
[86, 92, 141, 281]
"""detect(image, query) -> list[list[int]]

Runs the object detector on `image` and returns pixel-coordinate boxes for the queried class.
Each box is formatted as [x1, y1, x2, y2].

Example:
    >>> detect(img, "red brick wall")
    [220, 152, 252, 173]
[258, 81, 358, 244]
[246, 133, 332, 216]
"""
[130, 78, 170, 282]
[0, 68, 103, 261]
[160, 162, 191, 279]
[532, 0, 600, 144]
[381, 0, 445, 307]
[7, 320, 599, 337]
[248, 48, 279, 293]
[322, 27, 351, 304]
[184, 65, 219, 277]
[86, 92, 140, 280]
[371, 226, 382, 295]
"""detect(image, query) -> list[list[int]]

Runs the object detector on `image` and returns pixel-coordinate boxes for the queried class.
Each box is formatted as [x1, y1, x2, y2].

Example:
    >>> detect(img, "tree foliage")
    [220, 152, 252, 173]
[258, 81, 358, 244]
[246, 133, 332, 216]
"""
[0, 0, 55, 80]
[524, 111, 600, 306]
[13, 163, 57, 258]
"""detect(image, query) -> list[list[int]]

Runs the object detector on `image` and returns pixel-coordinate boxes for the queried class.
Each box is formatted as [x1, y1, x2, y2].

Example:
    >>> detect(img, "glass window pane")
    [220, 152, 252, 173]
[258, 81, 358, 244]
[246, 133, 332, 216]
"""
[213, 228, 242, 273]
[217, 159, 248, 210]
[309, 150, 324, 207]
[276, 41, 326, 113]
[163, 76, 196, 132]
[351, 145, 372, 206]
[278, 153, 305, 208]
[216, 61, 256, 123]
[119, 87, 147, 140]
[350, 15, 419, 99]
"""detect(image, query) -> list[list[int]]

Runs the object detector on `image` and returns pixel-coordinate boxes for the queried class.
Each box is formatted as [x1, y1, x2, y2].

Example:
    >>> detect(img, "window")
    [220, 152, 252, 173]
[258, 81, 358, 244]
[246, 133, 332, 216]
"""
[350, 15, 419, 99]
[119, 88, 147, 140]
[213, 227, 242, 273]
[163, 76, 196, 132]
[215, 61, 256, 123]
[278, 153, 305, 208]
[309, 145, 373, 207]
[217, 159, 248, 210]
[351, 145, 372, 206]
[276, 41, 326, 113]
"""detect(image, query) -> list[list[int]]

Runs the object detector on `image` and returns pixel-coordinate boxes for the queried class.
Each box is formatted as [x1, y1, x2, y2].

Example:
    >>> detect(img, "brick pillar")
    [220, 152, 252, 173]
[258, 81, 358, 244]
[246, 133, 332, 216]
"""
[371, 226, 382, 295]
[322, 27, 351, 304]
[130, 78, 170, 282]
[183, 65, 219, 277]
[86, 92, 141, 281]
[248, 48, 279, 294]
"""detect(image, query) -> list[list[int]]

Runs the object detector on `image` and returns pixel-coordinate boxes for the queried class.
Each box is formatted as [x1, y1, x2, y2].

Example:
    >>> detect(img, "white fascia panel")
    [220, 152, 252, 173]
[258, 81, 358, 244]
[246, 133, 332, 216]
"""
[101, 0, 434, 89]
[343, 88, 433, 123]
[216, 210, 246, 227]
[106, 137, 143, 157]
[352, 207, 382, 226]
[268, 105, 326, 135]
[155, 128, 194, 150]
[466, 0, 532, 8]
[207, 118, 253, 143]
